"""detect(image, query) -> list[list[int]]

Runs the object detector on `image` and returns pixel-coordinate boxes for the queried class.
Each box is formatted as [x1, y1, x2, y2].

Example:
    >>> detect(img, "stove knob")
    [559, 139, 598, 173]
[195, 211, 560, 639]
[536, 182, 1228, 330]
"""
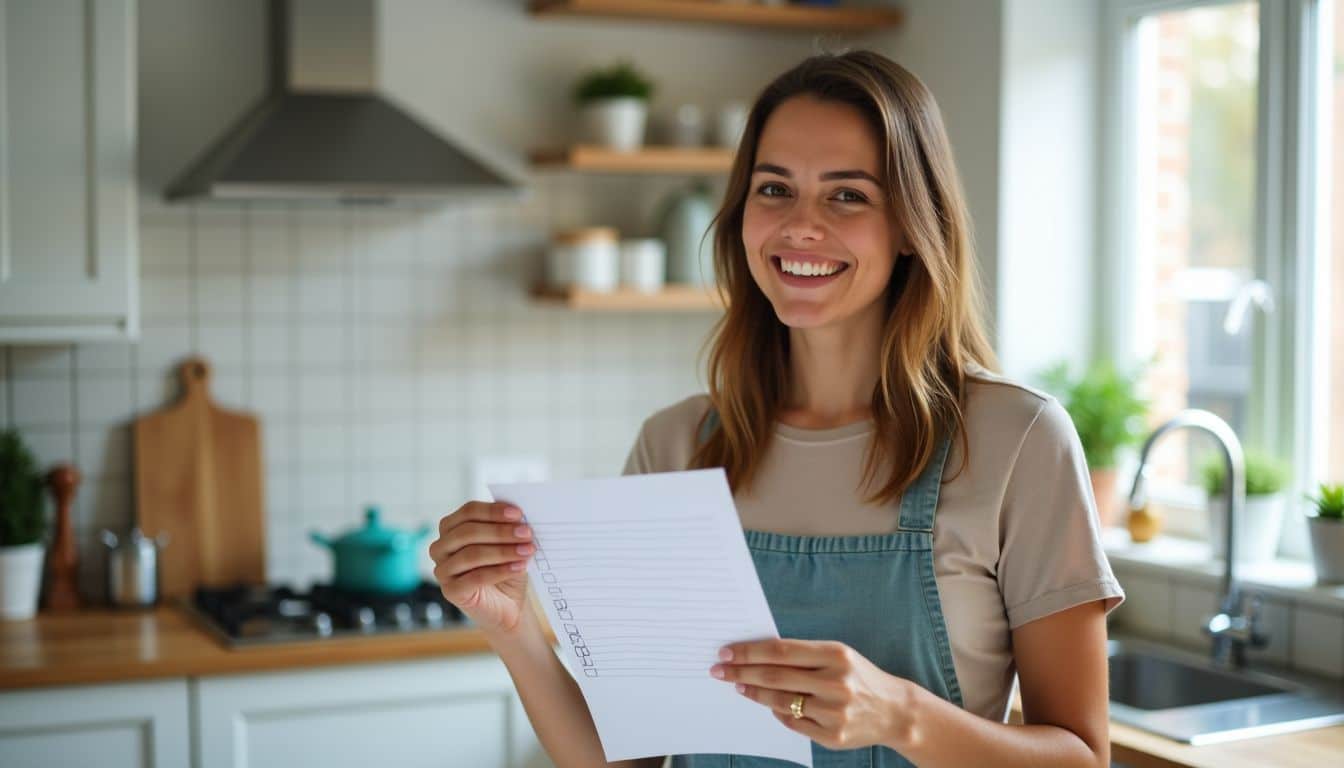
[313, 612, 333, 637]
[355, 606, 376, 632]
[421, 602, 445, 626]
[393, 603, 414, 629]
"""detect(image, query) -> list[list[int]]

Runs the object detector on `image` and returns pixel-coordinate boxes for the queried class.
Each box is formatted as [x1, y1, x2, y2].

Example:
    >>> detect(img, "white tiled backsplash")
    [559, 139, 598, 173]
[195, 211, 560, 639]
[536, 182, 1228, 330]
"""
[2, 175, 718, 596]
[1109, 562, 1344, 679]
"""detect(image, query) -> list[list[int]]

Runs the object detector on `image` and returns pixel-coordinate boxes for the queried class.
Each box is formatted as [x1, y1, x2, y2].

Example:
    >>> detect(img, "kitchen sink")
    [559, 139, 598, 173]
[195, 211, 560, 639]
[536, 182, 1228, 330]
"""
[1107, 636, 1344, 744]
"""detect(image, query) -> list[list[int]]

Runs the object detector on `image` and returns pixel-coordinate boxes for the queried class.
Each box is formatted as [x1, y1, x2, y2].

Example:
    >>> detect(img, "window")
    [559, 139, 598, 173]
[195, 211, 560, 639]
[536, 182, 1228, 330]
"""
[1104, 0, 1334, 556]
[1324, 0, 1343, 485]
[1132, 3, 1261, 491]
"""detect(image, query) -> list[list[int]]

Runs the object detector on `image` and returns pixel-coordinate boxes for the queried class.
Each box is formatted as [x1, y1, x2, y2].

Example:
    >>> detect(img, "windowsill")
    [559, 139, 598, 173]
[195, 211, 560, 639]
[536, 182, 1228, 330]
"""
[1102, 527, 1344, 611]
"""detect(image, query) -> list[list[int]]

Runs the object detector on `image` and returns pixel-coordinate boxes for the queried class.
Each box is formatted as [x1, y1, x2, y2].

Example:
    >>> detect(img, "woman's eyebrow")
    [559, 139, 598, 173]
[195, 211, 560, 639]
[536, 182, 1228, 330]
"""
[752, 162, 881, 185]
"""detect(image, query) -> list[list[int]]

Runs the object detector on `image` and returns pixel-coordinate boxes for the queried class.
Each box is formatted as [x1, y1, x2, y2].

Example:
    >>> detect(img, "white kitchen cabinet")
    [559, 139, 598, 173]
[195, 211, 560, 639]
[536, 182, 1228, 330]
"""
[0, 678, 190, 767]
[194, 653, 551, 768]
[0, 0, 139, 343]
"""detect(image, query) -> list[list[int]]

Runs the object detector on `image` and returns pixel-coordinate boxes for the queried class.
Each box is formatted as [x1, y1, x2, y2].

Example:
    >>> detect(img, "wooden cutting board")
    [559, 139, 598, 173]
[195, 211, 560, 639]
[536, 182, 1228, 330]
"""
[134, 357, 265, 598]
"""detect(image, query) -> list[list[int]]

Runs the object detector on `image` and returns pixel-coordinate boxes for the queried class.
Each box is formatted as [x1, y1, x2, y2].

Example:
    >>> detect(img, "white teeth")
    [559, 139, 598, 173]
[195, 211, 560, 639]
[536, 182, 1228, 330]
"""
[780, 259, 841, 277]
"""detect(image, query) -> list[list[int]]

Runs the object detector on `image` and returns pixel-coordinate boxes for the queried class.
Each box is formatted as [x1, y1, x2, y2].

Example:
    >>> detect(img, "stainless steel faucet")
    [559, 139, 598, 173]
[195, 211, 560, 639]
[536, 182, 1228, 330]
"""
[1127, 409, 1269, 668]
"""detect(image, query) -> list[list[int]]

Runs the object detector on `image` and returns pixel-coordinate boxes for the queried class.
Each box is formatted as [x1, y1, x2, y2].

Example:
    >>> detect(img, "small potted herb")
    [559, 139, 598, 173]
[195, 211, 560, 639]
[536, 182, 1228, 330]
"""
[1199, 449, 1290, 563]
[573, 59, 655, 152]
[1305, 482, 1344, 584]
[1038, 360, 1149, 528]
[0, 428, 48, 620]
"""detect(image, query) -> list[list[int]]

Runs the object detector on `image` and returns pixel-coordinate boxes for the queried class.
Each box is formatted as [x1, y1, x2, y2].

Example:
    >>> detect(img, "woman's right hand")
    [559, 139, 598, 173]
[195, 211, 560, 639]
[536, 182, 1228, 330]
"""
[429, 501, 535, 636]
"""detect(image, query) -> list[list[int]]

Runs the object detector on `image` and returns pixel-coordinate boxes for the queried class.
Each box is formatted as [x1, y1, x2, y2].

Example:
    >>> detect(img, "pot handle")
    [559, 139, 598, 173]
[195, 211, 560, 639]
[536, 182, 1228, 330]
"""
[309, 531, 334, 549]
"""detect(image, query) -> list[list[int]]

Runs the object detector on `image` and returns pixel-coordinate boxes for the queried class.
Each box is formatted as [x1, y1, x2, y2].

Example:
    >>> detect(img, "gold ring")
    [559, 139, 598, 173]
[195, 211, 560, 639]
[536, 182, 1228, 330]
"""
[790, 694, 806, 720]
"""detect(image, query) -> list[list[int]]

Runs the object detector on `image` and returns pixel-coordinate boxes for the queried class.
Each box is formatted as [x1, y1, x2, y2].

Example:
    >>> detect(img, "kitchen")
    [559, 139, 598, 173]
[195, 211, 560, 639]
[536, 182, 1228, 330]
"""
[2, 0, 1344, 766]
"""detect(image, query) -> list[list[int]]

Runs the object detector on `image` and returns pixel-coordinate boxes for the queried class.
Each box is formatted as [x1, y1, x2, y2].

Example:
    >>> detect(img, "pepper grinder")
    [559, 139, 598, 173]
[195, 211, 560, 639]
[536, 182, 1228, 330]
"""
[43, 463, 83, 612]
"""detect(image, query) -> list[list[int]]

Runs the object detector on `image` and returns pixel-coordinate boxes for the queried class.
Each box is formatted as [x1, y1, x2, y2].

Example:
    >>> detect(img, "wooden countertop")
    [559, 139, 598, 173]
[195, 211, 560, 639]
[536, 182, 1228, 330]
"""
[1009, 700, 1344, 767]
[0, 604, 513, 690]
[5, 609, 1342, 766]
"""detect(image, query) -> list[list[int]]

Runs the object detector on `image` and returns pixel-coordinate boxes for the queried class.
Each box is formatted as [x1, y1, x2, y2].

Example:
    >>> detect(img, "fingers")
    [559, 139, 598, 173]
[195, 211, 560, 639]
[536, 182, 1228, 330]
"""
[718, 638, 848, 668]
[440, 541, 535, 579]
[436, 561, 528, 607]
[429, 501, 528, 561]
[429, 519, 532, 562]
[711, 662, 833, 698]
[740, 686, 832, 728]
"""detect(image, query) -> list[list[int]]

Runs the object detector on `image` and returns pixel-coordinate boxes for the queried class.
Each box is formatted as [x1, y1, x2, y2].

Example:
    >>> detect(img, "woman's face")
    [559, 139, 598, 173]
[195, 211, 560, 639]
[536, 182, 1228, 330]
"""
[741, 94, 904, 331]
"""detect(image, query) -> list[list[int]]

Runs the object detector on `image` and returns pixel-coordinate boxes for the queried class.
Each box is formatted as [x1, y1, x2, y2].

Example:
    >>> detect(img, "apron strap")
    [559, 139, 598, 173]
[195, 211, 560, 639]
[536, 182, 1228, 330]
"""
[896, 432, 953, 532]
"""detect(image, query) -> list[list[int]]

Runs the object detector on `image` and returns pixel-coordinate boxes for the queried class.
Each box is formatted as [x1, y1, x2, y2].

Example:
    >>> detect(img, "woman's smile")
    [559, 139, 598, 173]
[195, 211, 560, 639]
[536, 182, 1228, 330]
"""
[771, 254, 851, 288]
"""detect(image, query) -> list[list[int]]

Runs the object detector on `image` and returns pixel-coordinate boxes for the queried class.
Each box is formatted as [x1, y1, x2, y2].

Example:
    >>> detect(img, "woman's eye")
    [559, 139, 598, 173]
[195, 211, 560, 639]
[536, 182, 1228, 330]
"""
[753, 184, 868, 204]
[835, 189, 868, 204]
[757, 183, 787, 197]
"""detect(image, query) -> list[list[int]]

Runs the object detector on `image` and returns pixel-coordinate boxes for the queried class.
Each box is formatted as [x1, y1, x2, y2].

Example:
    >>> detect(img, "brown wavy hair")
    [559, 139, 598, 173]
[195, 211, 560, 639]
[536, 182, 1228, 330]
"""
[689, 49, 999, 505]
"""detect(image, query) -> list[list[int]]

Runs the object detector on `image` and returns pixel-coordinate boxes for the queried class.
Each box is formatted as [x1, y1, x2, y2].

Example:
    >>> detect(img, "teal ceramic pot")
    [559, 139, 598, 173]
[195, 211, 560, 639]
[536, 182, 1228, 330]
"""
[309, 506, 433, 594]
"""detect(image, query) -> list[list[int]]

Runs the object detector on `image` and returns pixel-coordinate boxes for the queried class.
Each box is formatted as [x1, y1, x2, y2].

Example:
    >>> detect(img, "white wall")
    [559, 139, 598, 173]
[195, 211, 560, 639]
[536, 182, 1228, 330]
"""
[996, 0, 1102, 380]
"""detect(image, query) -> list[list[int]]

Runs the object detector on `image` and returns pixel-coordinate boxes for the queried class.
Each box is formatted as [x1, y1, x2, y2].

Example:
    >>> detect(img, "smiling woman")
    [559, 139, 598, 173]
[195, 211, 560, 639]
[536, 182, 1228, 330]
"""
[431, 48, 1123, 768]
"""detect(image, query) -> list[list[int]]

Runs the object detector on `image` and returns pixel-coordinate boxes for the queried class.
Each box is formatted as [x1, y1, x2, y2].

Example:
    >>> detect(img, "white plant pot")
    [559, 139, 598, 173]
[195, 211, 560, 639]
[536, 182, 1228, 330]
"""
[1207, 493, 1286, 563]
[581, 97, 648, 152]
[1307, 515, 1344, 584]
[0, 543, 45, 620]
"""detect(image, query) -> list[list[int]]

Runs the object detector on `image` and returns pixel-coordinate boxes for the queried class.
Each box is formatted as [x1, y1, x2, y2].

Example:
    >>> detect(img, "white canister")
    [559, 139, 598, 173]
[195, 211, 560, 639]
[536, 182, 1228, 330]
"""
[619, 238, 667, 293]
[549, 227, 619, 292]
[669, 103, 706, 147]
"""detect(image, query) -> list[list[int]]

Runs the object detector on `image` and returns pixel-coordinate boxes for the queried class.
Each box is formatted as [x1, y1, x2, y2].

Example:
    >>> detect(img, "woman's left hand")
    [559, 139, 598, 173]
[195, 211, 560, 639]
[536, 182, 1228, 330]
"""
[710, 638, 914, 751]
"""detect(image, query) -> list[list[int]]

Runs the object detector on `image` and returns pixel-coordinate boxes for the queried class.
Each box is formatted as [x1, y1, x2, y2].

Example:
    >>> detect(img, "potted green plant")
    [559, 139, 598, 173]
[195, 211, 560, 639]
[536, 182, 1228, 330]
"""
[1038, 361, 1149, 528]
[0, 428, 48, 620]
[573, 59, 655, 152]
[1305, 482, 1344, 584]
[1199, 449, 1290, 563]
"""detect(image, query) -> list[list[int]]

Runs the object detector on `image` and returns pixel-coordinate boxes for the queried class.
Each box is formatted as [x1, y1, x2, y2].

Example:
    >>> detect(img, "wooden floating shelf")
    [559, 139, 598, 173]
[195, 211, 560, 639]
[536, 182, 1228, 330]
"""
[528, 0, 904, 32]
[529, 144, 735, 174]
[531, 284, 726, 311]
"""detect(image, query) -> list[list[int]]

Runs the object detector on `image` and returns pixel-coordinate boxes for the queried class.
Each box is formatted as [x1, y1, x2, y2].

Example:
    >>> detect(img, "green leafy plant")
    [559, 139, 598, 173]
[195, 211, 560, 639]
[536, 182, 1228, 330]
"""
[1199, 449, 1289, 498]
[1037, 360, 1149, 470]
[572, 59, 655, 105]
[1305, 482, 1344, 521]
[0, 428, 46, 547]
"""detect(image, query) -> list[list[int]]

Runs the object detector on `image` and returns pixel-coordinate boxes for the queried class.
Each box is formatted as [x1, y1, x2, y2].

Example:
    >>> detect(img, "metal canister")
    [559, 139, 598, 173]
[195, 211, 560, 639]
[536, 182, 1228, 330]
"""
[100, 528, 169, 608]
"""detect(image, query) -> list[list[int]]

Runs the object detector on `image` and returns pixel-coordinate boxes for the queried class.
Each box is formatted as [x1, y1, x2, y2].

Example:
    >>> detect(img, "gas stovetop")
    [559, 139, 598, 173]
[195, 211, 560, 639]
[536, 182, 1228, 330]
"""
[186, 582, 468, 647]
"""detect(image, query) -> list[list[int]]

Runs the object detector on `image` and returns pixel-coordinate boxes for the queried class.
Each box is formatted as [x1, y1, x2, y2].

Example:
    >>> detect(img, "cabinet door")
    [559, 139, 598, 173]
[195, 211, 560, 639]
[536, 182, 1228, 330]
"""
[0, 0, 138, 342]
[0, 679, 190, 768]
[194, 653, 551, 768]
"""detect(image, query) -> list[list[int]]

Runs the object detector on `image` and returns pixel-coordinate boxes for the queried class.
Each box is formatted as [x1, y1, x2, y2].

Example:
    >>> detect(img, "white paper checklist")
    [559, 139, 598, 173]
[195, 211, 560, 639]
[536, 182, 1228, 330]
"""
[489, 468, 813, 767]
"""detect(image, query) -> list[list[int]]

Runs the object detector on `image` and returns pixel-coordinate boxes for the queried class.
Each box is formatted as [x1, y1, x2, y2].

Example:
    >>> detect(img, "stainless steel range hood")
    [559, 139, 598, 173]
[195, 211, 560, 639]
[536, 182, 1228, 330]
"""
[166, 0, 523, 204]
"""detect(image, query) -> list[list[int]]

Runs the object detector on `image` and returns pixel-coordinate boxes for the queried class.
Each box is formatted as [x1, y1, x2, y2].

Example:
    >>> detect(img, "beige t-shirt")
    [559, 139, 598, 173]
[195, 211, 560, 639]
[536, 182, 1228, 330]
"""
[620, 364, 1125, 723]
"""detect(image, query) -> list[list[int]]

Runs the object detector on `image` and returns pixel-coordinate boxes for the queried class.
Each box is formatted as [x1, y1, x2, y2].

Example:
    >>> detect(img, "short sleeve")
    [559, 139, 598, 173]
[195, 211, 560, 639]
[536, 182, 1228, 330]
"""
[998, 397, 1126, 629]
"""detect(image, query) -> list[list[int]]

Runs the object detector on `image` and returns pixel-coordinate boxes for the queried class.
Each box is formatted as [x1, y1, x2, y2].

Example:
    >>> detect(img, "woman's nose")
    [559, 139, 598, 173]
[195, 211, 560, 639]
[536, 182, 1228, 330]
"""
[779, 203, 825, 243]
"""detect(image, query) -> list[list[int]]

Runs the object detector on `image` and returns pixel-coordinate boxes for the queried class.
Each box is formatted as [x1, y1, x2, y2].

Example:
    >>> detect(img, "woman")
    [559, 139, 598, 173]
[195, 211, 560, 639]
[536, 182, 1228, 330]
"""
[430, 50, 1124, 767]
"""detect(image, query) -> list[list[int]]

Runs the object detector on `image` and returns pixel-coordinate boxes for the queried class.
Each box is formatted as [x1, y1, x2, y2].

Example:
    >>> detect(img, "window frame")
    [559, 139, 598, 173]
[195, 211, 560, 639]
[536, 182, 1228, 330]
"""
[1098, 0, 1328, 558]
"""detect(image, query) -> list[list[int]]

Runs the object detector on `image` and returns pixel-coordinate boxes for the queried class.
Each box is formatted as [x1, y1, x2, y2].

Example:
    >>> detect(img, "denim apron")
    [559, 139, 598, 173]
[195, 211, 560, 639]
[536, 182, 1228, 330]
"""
[673, 409, 964, 768]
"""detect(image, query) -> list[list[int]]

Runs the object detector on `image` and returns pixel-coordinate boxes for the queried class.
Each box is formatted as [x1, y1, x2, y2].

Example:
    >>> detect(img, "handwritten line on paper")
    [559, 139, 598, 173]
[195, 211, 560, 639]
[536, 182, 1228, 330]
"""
[488, 469, 814, 767]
